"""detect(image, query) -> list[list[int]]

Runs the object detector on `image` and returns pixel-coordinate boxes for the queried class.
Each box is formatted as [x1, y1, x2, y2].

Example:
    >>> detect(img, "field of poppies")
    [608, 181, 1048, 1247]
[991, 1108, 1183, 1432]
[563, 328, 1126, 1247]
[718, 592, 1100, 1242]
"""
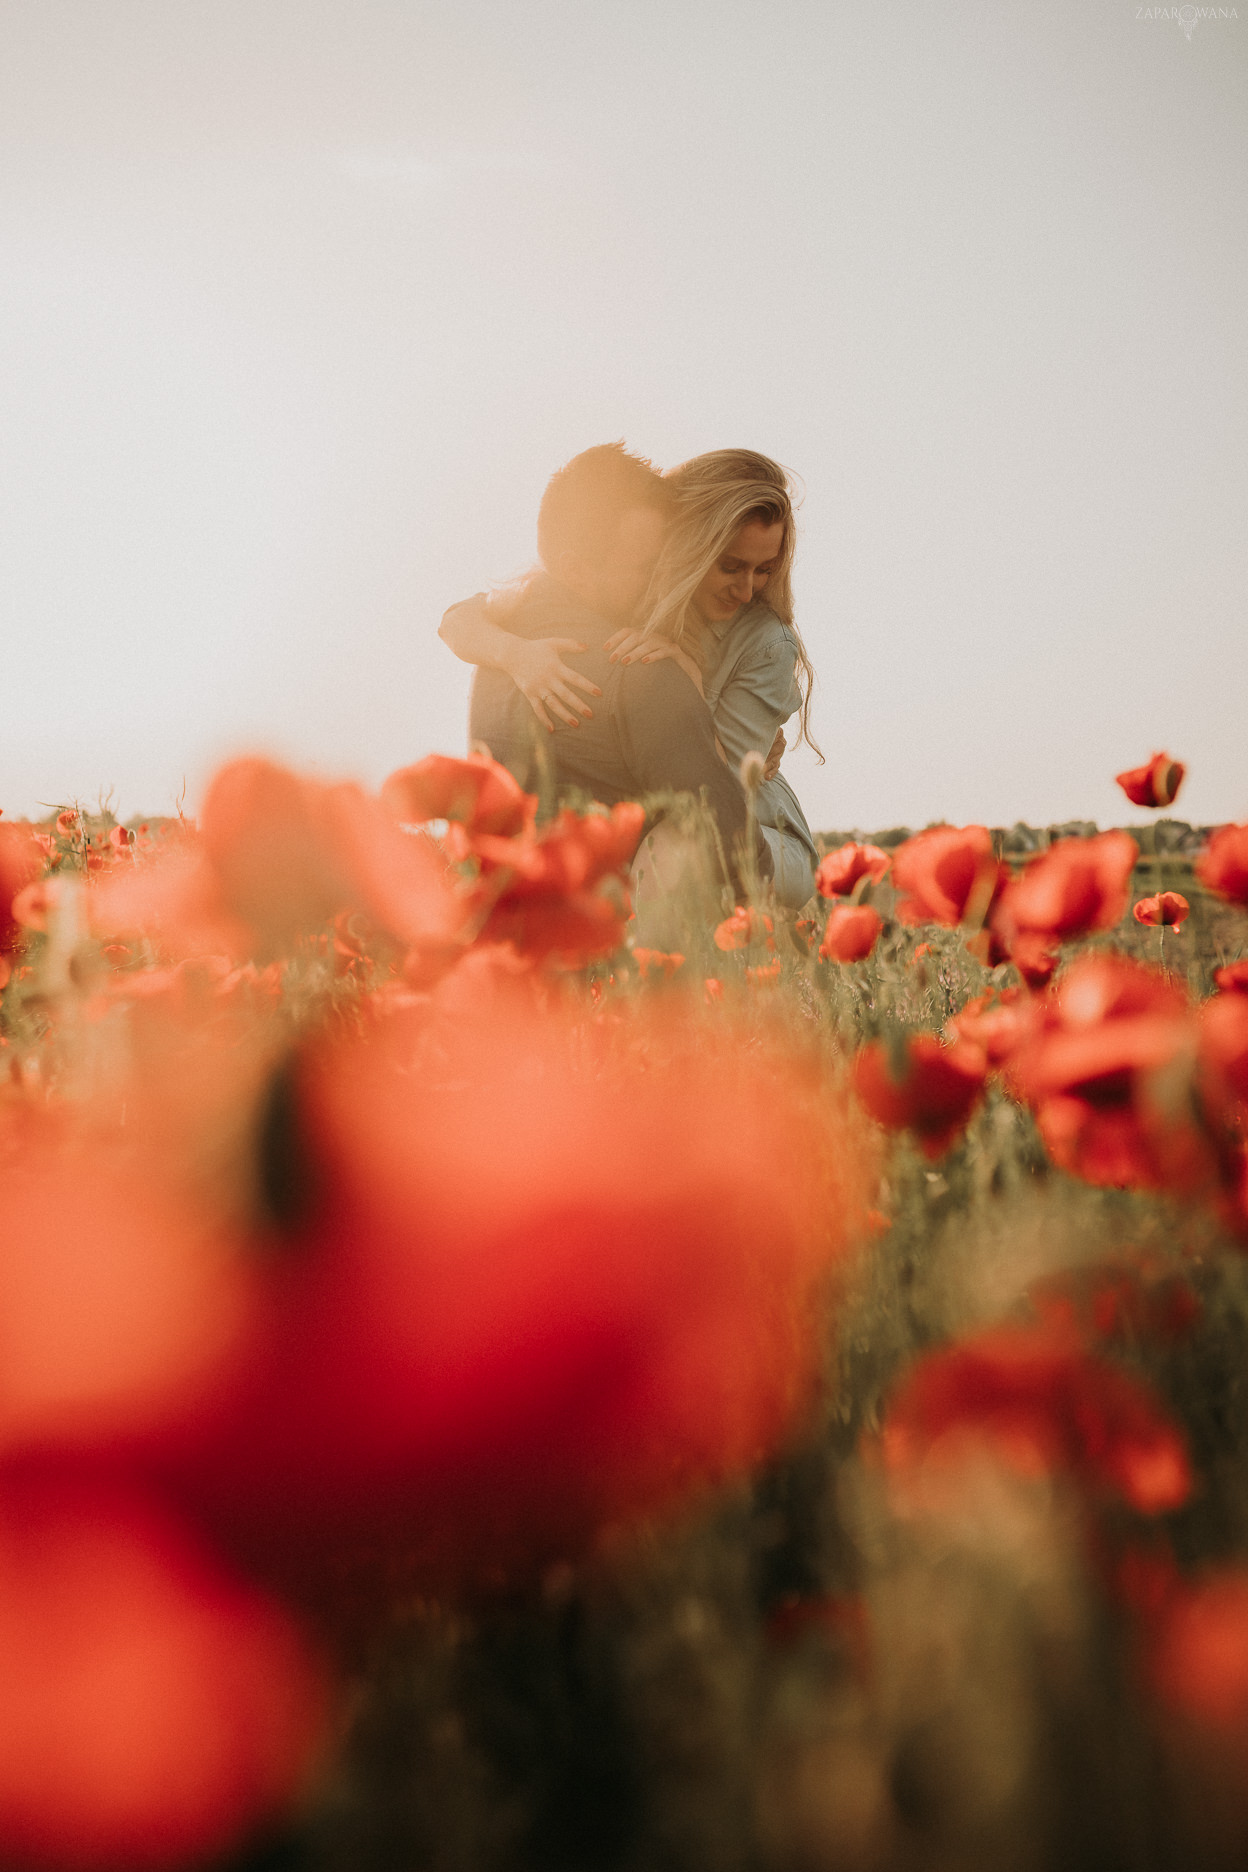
[2, 747, 1248, 1872]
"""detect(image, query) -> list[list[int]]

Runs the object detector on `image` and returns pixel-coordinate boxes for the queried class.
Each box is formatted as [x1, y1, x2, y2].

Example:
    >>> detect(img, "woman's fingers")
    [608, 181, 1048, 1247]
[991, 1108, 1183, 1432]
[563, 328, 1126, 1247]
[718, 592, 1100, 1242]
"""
[550, 679, 592, 720]
[523, 691, 556, 734]
[564, 670, 602, 698]
[609, 631, 646, 663]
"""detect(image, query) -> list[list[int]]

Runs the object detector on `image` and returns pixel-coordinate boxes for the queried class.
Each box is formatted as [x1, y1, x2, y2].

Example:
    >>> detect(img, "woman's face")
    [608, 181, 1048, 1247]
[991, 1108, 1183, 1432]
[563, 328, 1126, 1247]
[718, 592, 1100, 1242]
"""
[691, 518, 785, 625]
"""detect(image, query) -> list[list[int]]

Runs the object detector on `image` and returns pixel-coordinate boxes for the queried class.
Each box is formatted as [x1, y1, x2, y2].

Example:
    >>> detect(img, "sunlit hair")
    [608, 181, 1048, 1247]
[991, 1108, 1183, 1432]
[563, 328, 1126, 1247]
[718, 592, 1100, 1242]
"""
[638, 449, 822, 760]
[489, 442, 669, 622]
[536, 441, 669, 573]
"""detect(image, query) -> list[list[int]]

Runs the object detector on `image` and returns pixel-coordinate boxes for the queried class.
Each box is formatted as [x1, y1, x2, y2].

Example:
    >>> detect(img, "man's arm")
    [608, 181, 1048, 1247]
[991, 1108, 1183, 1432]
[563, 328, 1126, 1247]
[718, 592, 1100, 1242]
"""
[439, 594, 600, 732]
[615, 661, 773, 892]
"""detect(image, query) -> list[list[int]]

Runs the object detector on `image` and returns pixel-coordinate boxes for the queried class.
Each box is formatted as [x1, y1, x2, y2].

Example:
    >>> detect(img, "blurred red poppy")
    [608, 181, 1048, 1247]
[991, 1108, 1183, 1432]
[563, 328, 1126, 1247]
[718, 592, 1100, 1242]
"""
[713, 907, 774, 952]
[632, 948, 685, 980]
[815, 843, 891, 899]
[996, 830, 1138, 945]
[948, 988, 1040, 1069]
[0, 1128, 254, 1456]
[381, 752, 534, 838]
[879, 1324, 1192, 1515]
[144, 1001, 860, 1601]
[471, 803, 645, 963]
[0, 826, 45, 955]
[818, 904, 883, 963]
[93, 760, 469, 972]
[1197, 990, 1248, 1135]
[1196, 823, 1248, 908]
[1007, 952, 1205, 1191]
[1134, 892, 1190, 928]
[1027, 1256, 1200, 1346]
[0, 1472, 326, 1872]
[852, 1033, 988, 1157]
[1148, 1570, 1248, 1731]
[1214, 960, 1248, 996]
[1007, 933, 1058, 989]
[892, 825, 1004, 929]
[1116, 753, 1185, 810]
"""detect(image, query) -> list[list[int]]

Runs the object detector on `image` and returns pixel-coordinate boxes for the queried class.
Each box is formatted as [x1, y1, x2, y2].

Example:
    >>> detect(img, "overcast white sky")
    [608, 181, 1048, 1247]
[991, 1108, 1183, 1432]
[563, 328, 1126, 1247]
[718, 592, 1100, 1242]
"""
[0, 0, 1244, 832]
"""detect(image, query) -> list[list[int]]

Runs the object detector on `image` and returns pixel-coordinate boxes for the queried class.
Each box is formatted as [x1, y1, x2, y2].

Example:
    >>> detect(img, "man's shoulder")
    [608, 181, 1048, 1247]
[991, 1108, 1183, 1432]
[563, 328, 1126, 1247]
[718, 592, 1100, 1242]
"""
[511, 575, 614, 643]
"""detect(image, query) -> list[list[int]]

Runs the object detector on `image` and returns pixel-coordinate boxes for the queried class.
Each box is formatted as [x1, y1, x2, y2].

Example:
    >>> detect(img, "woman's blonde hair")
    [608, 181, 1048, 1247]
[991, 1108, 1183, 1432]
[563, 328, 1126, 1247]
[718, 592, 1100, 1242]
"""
[638, 449, 822, 760]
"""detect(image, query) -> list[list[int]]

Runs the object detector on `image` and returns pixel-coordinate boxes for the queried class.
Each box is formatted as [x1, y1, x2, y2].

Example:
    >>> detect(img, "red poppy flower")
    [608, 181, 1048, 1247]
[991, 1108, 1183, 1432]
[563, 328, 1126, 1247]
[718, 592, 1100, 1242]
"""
[997, 830, 1138, 944]
[381, 752, 533, 839]
[481, 890, 626, 964]
[470, 804, 646, 963]
[0, 1472, 326, 1872]
[713, 907, 774, 952]
[746, 959, 783, 986]
[1197, 990, 1248, 1133]
[0, 825, 45, 955]
[891, 825, 1004, 928]
[818, 904, 883, 963]
[1133, 892, 1190, 928]
[815, 843, 891, 899]
[1027, 1257, 1200, 1346]
[948, 988, 1040, 1069]
[1197, 823, 1248, 908]
[1214, 960, 1248, 996]
[1115, 753, 1186, 810]
[1147, 1570, 1248, 1730]
[1007, 952, 1204, 1191]
[633, 948, 685, 980]
[1007, 933, 1058, 989]
[878, 1324, 1192, 1515]
[94, 760, 469, 971]
[145, 1002, 858, 1599]
[200, 760, 468, 961]
[852, 1033, 988, 1157]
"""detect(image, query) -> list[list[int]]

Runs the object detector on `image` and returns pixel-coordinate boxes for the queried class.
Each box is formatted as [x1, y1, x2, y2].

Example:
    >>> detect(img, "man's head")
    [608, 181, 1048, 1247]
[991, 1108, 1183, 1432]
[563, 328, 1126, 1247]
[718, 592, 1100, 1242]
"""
[537, 443, 669, 619]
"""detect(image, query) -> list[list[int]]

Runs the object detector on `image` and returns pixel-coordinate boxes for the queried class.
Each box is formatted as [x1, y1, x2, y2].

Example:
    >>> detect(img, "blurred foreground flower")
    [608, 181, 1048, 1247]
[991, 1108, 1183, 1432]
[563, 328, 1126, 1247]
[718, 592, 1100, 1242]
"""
[852, 1032, 988, 1158]
[380, 751, 532, 838]
[466, 802, 645, 964]
[0, 1475, 325, 1872]
[139, 999, 860, 1602]
[90, 758, 468, 972]
[1197, 823, 1248, 908]
[891, 824, 1004, 930]
[0, 825, 45, 955]
[878, 1324, 1192, 1515]
[1008, 952, 1206, 1192]
[996, 830, 1137, 946]
[815, 842, 890, 899]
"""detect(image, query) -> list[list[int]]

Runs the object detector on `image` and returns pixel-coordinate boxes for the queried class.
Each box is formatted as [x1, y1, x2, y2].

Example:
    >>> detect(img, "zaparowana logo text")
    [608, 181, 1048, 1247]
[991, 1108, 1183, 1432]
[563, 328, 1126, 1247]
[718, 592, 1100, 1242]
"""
[1136, 5, 1238, 40]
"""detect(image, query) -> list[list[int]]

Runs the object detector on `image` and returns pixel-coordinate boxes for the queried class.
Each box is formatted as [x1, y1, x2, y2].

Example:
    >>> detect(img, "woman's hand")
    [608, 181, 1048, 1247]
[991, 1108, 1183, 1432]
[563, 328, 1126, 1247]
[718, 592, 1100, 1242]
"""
[502, 638, 601, 733]
[604, 630, 704, 697]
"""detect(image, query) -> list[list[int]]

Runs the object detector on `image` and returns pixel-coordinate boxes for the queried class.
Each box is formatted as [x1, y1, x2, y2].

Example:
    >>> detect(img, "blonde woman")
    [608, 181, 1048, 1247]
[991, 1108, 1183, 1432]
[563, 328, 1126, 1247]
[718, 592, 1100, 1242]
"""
[603, 449, 820, 908]
[440, 447, 821, 909]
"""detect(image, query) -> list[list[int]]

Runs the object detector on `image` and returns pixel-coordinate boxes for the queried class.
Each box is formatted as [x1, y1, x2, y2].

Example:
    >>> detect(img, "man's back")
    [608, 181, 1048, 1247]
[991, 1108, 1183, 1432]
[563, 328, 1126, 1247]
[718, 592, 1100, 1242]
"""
[462, 578, 770, 886]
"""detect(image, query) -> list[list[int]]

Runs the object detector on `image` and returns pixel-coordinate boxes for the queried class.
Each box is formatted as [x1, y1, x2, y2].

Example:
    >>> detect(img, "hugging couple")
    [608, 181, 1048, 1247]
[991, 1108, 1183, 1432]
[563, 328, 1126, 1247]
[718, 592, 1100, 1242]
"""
[439, 445, 822, 914]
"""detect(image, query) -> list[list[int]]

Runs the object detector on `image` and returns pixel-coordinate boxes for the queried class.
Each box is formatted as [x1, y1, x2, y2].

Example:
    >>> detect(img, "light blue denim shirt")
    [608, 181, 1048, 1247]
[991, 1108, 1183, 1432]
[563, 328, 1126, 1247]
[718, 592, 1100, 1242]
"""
[698, 602, 818, 864]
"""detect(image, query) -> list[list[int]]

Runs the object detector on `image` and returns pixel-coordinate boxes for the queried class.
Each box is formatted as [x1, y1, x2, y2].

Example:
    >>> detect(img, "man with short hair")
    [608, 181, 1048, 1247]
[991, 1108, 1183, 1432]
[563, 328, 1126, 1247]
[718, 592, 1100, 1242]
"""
[439, 443, 772, 891]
